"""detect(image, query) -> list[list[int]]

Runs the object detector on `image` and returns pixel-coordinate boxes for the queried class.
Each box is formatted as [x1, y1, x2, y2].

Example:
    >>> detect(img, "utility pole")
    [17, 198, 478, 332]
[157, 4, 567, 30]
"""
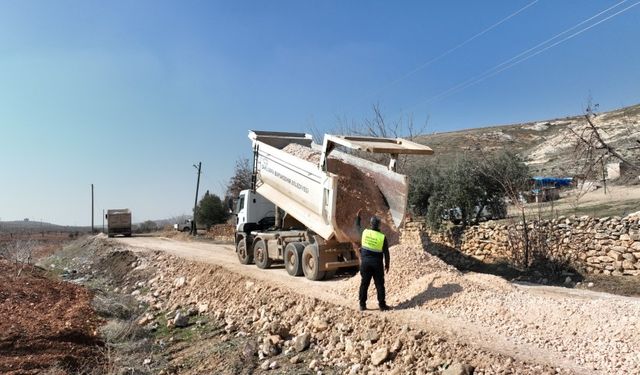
[102, 209, 105, 233]
[91, 184, 95, 233]
[191, 162, 202, 236]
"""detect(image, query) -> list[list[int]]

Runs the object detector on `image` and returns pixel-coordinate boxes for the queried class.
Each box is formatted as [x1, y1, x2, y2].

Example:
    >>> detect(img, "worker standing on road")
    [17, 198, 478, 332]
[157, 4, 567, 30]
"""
[356, 210, 390, 311]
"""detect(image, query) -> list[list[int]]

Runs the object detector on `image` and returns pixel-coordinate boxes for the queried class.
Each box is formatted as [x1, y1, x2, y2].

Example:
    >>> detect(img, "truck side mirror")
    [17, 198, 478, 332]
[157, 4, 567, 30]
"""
[105, 214, 108, 219]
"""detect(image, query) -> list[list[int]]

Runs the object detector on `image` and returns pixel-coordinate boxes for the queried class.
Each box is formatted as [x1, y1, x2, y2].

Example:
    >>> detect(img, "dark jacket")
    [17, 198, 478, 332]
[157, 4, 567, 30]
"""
[355, 216, 390, 268]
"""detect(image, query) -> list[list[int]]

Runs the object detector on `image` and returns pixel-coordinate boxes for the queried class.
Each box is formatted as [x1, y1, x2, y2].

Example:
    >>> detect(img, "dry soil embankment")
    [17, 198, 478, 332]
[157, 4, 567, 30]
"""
[0, 258, 102, 374]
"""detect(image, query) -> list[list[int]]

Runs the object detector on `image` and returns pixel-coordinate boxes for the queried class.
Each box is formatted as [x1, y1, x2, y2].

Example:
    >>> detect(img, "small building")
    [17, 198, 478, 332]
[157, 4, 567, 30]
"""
[606, 162, 621, 180]
[521, 177, 573, 203]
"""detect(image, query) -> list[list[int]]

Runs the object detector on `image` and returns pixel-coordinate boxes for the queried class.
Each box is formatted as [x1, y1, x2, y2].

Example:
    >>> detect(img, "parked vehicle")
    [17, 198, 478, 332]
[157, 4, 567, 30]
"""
[174, 219, 193, 232]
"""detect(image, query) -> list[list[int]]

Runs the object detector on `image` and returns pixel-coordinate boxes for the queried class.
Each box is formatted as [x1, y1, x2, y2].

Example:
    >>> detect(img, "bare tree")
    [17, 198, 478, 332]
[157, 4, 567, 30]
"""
[330, 103, 429, 172]
[569, 103, 640, 176]
[568, 117, 607, 210]
[226, 157, 253, 198]
[1, 239, 36, 277]
[566, 101, 640, 212]
[478, 151, 532, 267]
[334, 103, 427, 140]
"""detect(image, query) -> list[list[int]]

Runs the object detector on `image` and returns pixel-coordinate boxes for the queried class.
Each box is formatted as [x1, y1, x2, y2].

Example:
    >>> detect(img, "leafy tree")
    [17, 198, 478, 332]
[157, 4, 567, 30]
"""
[408, 164, 440, 216]
[423, 156, 485, 230]
[409, 151, 530, 231]
[196, 191, 228, 229]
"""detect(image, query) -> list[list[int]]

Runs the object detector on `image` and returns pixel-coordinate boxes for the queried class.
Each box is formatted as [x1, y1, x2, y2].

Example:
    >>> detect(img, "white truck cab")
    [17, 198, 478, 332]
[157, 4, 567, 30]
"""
[235, 189, 275, 232]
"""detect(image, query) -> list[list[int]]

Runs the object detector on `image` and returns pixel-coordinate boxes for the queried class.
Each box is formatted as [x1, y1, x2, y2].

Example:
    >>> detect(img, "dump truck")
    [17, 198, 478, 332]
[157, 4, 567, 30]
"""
[105, 209, 132, 237]
[234, 130, 433, 280]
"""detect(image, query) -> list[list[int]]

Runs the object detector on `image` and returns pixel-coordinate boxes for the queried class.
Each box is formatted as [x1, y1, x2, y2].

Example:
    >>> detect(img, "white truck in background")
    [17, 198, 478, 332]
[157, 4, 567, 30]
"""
[174, 219, 193, 232]
[234, 130, 433, 280]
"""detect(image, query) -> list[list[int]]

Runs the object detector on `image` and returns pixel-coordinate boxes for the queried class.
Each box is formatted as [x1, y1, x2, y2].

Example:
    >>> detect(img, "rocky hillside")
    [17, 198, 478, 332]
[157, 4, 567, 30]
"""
[416, 104, 640, 176]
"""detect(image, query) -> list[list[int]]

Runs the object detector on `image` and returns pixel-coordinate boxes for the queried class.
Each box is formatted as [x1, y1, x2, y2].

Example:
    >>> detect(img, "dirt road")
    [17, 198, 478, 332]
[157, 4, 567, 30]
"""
[117, 236, 640, 374]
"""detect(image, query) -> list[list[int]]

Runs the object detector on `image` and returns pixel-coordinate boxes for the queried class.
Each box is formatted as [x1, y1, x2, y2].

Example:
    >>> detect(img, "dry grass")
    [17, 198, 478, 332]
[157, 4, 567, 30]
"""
[92, 292, 136, 320]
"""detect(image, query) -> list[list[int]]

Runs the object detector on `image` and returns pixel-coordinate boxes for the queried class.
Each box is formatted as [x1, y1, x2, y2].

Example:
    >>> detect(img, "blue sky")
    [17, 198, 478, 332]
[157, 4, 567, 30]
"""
[1, 1, 639, 225]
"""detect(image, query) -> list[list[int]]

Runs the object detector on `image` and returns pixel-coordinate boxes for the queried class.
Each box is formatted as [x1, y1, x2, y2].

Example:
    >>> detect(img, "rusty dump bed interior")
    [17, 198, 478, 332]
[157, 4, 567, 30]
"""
[320, 135, 433, 231]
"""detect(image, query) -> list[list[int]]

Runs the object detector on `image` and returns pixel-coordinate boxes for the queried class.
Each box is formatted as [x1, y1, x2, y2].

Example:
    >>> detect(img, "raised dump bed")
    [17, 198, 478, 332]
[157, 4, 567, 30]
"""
[235, 130, 433, 280]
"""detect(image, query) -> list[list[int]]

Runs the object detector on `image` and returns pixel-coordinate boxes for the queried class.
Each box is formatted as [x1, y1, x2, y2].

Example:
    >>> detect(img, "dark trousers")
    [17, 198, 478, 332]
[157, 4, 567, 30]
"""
[359, 257, 385, 307]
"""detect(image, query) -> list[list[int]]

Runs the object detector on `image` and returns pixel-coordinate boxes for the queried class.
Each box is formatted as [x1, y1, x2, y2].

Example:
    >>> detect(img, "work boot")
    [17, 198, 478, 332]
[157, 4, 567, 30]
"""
[379, 304, 391, 311]
[359, 305, 366, 311]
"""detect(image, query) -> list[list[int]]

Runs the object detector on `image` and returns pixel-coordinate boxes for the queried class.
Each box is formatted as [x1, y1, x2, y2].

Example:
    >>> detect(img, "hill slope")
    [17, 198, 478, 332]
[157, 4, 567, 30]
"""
[417, 104, 640, 176]
[0, 220, 87, 233]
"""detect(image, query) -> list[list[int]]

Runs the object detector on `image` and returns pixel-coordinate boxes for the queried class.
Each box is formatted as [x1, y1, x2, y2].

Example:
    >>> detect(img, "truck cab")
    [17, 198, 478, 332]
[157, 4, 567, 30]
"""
[235, 190, 275, 232]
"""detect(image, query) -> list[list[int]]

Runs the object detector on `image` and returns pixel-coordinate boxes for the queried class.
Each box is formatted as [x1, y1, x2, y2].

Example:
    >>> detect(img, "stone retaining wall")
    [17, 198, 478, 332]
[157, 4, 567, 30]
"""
[403, 214, 640, 276]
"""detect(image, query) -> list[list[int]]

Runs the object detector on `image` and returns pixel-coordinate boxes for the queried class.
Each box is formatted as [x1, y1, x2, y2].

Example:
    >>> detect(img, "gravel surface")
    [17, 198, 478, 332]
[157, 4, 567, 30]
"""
[115, 234, 640, 374]
[133, 247, 558, 374]
[335, 238, 640, 374]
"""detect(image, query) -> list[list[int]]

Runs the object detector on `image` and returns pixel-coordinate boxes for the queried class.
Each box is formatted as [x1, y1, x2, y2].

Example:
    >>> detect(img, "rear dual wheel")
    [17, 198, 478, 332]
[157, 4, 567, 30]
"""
[237, 237, 253, 265]
[253, 239, 271, 269]
[285, 242, 305, 276]
[302, 245, 326, 281]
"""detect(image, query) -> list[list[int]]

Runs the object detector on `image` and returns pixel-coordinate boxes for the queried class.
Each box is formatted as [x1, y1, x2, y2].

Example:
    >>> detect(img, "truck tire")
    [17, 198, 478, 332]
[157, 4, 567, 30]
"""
[253, 239, 271, 269]
[284, 242, 304, 276]
[302, 245, 325, 281]
[237, 237, 253, 265]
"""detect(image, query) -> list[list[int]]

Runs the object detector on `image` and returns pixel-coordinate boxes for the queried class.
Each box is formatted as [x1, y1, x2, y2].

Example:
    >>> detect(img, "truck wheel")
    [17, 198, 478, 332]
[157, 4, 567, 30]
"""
[237, 238, 253, 265]
[302, 245, 325, 281]
[284, 242, 304, 276]
[253, 239, 271, 269]
[182, 227, 190, 232]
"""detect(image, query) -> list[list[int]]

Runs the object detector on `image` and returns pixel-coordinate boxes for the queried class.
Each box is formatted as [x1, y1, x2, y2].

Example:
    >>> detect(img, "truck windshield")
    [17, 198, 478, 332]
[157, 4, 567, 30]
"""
[235, 196, 245, 214]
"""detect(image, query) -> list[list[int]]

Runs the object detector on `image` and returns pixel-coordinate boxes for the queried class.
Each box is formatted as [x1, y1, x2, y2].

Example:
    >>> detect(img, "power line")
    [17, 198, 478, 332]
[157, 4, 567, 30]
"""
[413, 0, 639, 108]
[364, 0, 539, 101]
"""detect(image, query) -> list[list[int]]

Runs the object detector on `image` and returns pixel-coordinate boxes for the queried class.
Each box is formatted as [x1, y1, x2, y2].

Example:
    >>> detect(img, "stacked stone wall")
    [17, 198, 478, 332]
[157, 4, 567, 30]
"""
[403, 214, 640, 276]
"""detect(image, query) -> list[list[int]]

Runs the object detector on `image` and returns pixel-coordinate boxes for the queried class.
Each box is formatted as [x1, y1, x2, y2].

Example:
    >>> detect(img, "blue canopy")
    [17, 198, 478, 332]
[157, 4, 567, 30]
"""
[532, 176, 573, 187]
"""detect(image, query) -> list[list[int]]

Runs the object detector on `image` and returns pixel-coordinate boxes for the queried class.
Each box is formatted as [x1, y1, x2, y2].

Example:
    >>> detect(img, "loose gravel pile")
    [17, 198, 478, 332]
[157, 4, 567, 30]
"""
[335, 234, 640, 374]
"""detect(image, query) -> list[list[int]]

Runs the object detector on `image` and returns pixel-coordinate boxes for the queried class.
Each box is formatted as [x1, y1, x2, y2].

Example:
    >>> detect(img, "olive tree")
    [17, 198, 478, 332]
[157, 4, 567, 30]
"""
[410, 151, 529, 231]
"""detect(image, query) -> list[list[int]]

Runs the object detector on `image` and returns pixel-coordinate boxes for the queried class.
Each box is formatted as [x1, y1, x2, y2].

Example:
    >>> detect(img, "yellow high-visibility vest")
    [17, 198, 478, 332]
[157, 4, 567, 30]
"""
[361, 229, 385, 252]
